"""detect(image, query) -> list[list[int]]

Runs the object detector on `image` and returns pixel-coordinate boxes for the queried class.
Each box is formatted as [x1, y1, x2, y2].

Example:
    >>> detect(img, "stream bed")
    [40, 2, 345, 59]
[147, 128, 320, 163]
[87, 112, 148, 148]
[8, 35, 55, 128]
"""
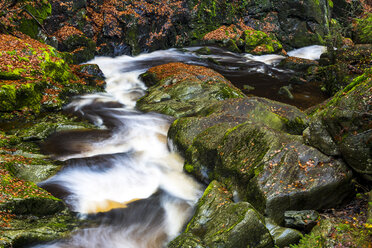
[34, 45, 327, 248]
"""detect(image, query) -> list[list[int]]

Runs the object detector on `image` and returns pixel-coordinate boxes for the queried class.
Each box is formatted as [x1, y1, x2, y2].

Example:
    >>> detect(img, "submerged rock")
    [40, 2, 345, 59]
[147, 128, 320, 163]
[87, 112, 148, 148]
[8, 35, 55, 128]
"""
[168, 180, 274, 248]
[137, 63, 244, 117]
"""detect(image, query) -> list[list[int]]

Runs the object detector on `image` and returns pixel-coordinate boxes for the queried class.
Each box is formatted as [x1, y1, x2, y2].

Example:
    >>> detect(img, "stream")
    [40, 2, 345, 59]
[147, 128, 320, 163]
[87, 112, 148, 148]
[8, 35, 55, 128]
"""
[34, 45, 326, 248]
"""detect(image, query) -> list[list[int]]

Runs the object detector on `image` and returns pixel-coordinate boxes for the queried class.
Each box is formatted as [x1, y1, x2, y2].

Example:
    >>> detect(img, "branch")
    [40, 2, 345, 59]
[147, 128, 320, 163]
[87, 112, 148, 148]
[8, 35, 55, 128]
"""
[21, 7, 49, 35]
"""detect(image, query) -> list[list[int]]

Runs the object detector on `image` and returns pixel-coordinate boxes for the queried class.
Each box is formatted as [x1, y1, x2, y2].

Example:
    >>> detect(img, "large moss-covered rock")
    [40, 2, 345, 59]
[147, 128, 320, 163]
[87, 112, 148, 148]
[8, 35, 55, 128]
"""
[304, 68, 372, 181]
[0, 83, 43, 112]
[168, 97, 307, 156]
[169, 98, 352, 224]
[15, 112, 96, 142]
[137, 63, 244, 117]
[189, 122, 352, 223]
[168, 180, 274, 248]
[271, 0, 330, 48]
[242, 30, 283, 54]
[59, 33, 97, 64]
[0, 34, 105, 119]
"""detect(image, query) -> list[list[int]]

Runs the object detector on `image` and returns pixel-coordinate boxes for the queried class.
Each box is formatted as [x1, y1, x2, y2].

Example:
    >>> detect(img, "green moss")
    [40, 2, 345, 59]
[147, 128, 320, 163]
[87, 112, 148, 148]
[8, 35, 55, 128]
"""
[328, 0, 333, 8]
[325, 68, 371, 108]
[40, 57, 76, 83]
[354, 13, 372, 44]
[0, 70, 22, 80]
[18, 1, 52, 39]
[243, 30, 282, 54]
[0, 84, 17, 111]
[16, 83, 43, 112]
[184, 163, 194, 173]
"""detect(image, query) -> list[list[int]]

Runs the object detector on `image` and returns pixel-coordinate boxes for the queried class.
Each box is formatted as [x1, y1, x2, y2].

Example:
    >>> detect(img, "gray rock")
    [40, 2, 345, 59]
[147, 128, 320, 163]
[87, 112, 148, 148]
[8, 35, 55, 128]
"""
[168, 181, 274, 248]
[265, 218, 303, 247]
[137, 63, 244, 118]
[305, 70, 372, 181]
[284, 210, 319, 231]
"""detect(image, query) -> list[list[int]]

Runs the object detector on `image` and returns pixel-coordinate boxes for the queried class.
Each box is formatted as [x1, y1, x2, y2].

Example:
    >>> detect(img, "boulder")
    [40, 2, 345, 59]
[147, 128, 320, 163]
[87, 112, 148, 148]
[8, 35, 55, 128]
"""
[304, 68, 372, 181]
[168, 97, 308, 156]
[0, 208, 79, 248]
[265, 218, 303, 248]
[168, 180, 274, 248]
[168, 98, 353, 223]
[137, 63, 244, 117]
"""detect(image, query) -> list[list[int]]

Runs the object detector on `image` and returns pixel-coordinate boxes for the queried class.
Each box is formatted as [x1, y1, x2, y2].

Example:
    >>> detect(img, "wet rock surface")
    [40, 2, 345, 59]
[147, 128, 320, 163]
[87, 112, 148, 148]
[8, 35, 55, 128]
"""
[168, 180, 274, 248]
[304, 68, 372, 181]
[137, 62, 244, 117]
[135, 62, 370, 247]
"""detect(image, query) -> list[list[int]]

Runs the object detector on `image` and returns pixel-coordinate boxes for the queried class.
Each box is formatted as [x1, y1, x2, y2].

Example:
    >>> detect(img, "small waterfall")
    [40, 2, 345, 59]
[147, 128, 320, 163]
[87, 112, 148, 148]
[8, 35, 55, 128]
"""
[287, 45, 327, 60]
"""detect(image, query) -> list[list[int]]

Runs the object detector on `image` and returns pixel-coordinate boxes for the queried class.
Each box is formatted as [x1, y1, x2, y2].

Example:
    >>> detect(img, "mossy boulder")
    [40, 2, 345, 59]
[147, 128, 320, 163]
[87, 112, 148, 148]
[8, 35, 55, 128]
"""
[74, 64, 105, 86]
[0, 197, 64, 217]
[0, 83, 43, 112]
[59, 34, 97, 64]
[242, 30, 283, 55]
[0, 34, 105, 119]
[168, 97, 308, 156]
[304, 68, 372, 181]
[168, 97, 352, 224]
[15, 113, 95, 142]
[188, 121, 352, 223]
[168, 180, 274, 248]
[137, 63, 244, 117]
[265, 218, 303, 247]
[272, 0, 330, 48]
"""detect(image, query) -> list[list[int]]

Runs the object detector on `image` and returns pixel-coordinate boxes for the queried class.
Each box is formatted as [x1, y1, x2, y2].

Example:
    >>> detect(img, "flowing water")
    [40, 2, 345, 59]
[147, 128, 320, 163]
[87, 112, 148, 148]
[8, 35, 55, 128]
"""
[34, 45, 326, 248]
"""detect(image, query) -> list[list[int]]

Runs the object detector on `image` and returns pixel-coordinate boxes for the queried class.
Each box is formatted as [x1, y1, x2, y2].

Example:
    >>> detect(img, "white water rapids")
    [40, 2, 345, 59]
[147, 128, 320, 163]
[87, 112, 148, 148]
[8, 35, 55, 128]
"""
[34, 45, 326, 248]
